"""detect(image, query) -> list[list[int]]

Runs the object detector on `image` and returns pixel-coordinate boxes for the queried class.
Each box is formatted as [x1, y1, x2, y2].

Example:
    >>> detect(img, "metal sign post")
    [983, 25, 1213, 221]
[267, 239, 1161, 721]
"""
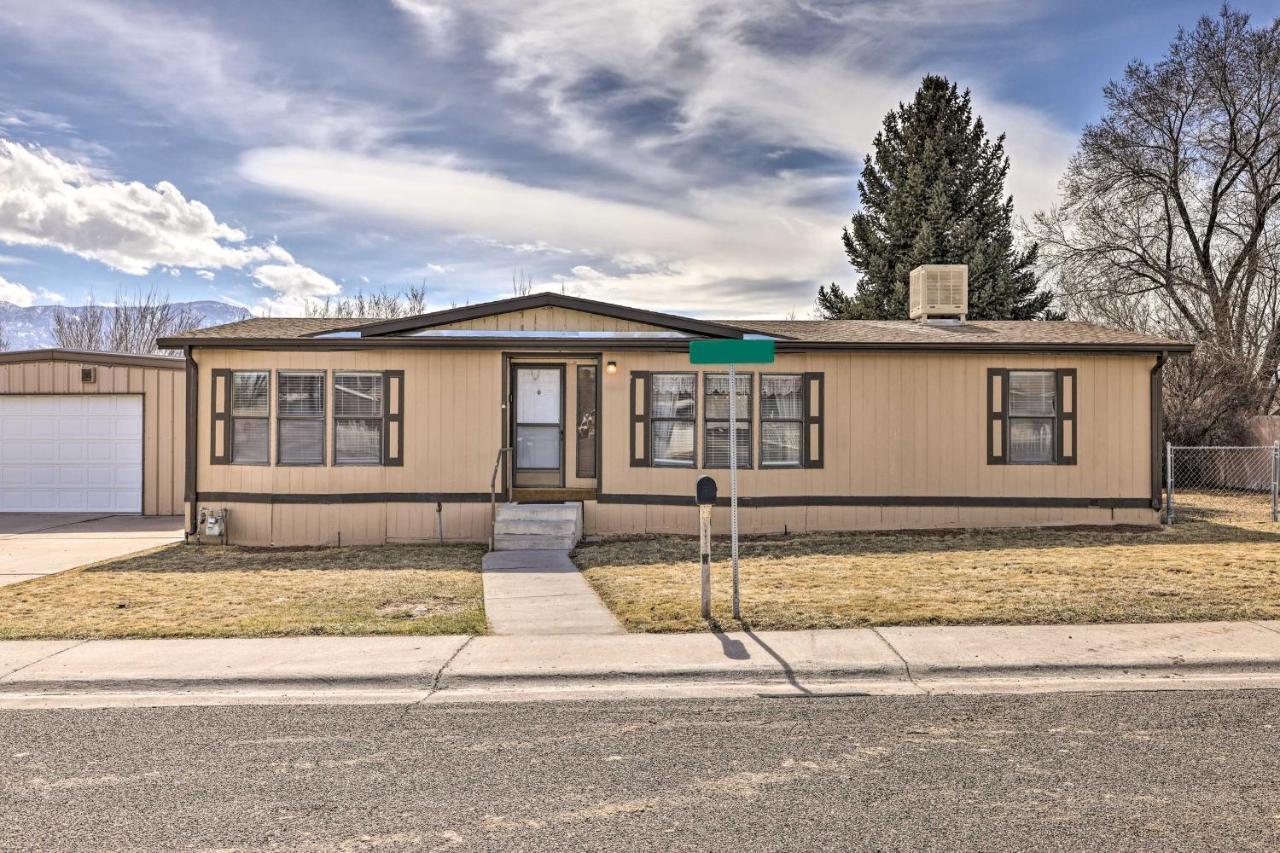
[728, 363, 740, 619]
[689, 339, 775, 622]
[695, 476, 717, 619]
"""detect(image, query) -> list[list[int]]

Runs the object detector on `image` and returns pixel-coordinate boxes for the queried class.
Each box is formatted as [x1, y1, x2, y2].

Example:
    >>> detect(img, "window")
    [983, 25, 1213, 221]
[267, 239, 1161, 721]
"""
[760, 374, 804, 467]
[230, 371, 269, 464]
[334, 372, 384, 465]
[1007, 370, 1055, 464]
[277, 372, 325, 465]
[703, 373, 752, 468]
[649, 373, 696, 466]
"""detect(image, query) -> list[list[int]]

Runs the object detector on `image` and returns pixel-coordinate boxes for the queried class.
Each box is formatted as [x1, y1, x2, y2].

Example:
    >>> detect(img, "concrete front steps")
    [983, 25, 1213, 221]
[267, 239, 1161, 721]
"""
[493, 502, 583, 551]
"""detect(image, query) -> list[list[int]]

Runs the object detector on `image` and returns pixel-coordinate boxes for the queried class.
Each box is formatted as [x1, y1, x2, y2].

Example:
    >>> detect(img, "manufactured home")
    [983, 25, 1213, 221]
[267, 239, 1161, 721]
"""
[159, 271, 1190, 546]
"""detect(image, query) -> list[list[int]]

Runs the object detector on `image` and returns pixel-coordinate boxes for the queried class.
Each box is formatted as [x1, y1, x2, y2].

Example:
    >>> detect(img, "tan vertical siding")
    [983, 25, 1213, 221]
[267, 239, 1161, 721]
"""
[190, 345, 1158, 543]
[597, 349, 1158, 532]
[438, 306, 668, 333]
[0, 358, 185, 515]
[194, 348, 504, 545]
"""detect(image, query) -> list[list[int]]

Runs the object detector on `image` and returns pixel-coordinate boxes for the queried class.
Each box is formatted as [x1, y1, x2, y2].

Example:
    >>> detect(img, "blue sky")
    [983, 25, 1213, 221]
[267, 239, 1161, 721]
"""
[0, 0, 1273, 318]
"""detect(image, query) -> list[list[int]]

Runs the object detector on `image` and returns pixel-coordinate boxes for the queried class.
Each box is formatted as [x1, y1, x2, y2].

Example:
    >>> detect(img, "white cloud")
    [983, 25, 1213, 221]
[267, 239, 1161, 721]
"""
[196, 270, 216, 281]
[392, 0, 457, 54]
[0, 274, 62, 307]
[239, 146, 844, 316]
[0, 140, 291, 274]
[377, 0, 1074, 314]
[454, 0, 1071, 212]
[0, 274, 37, 306]
[251, 262, 340, 315]
[0, 140, 339, 315]
[1, 0, 392, 150]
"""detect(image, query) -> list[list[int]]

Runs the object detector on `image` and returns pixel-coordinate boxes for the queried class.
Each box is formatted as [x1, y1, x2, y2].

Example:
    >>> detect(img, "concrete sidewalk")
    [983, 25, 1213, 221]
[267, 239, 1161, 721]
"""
[4, 621, 1280, 699]
[481, 549, 624, 635]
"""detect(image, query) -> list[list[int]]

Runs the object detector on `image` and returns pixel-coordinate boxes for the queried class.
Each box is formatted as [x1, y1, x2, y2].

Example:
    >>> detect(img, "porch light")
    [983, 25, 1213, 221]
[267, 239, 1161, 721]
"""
[606, 361, 618, 375]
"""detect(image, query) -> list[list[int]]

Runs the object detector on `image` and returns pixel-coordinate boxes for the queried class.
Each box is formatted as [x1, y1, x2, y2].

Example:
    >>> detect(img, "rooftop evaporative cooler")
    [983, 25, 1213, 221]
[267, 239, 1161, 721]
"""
[909, 264, 968, 321]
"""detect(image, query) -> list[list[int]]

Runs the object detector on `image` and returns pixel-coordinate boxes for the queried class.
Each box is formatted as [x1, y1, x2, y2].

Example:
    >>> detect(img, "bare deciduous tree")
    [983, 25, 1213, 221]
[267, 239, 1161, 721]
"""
[512, 270, 533, 297]
[0, 324, 7, 352]
[53, 290, 203, 355]
[1032, 6, 1280, 443]
[303, 285, 430, 319]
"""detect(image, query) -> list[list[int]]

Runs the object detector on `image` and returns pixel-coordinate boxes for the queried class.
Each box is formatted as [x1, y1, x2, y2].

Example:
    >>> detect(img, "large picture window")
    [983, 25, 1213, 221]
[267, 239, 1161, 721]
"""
[277, 372, 325, 465]
[649, 373, 696, 467]
[1007, 370, 1056, 464]
[334, 372, 384, 465]
[703, 373, 751, 468]
[230, 371, 269, 464]
[760, 374, 804, 467]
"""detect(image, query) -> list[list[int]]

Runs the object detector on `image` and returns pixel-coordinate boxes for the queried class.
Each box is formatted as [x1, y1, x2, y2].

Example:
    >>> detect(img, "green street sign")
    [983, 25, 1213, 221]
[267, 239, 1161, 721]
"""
[689, 339, 776, 364]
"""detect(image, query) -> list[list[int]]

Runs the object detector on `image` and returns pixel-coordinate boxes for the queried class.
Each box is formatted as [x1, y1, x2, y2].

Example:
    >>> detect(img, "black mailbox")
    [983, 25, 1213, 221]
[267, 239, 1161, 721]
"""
[696, 476, 718, 506]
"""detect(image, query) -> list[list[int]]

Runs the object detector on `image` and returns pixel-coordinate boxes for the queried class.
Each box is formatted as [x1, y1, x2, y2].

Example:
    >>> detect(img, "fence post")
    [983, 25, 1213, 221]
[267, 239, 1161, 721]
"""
[1166, 442, 1174, 525]
[1272, 442, 1279, 523]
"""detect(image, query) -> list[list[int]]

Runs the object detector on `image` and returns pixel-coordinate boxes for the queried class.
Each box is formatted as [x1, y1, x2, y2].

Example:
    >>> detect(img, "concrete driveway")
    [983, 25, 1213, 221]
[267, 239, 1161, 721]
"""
[0, 514, 183, 588]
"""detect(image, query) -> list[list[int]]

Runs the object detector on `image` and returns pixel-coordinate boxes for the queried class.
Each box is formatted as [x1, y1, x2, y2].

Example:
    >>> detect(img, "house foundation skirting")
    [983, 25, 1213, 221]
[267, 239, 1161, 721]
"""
[187, 496, 1159, 546]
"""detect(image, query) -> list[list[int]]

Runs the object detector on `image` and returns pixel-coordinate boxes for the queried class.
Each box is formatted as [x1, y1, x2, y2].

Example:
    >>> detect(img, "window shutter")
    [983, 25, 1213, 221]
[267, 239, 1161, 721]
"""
[383, 370, 404, 466]
[1055, 368, 1077, 465]
[210, 368, 231, 465]
[630, 371, 650, 467]
[802, 372, 824, 468]
[576, 365, 598, 478]
[988, 368, 1008, 465]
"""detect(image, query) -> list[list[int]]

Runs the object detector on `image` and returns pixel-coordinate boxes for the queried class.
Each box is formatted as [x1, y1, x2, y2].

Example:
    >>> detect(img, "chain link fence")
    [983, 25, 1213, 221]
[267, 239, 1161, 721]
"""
[1166, 443, 1280, 524]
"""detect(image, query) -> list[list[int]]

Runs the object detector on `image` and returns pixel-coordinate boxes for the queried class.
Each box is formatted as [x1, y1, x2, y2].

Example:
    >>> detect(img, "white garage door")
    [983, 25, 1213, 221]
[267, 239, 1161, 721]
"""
[0, 395, 143, 513]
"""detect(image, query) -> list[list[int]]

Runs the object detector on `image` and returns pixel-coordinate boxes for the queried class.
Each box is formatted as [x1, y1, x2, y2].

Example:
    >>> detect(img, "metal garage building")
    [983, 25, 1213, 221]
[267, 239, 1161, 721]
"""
[0, 349, 185, 515]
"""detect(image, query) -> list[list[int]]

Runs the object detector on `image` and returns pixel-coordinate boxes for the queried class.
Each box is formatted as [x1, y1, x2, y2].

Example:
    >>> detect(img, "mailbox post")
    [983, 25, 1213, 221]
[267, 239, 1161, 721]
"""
[695, 476, 717, 619]
[690, 338, 775, 620]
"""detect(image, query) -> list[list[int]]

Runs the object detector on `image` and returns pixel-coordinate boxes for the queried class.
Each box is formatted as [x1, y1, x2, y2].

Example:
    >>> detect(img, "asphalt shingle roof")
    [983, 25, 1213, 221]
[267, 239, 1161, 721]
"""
[169, 316, 1189, 351]
[721, 320, 1189, 349]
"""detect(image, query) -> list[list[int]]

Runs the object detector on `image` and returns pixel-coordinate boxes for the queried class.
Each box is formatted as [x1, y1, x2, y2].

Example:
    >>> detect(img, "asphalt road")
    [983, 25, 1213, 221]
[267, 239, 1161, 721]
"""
[2, 689, 1279, 852]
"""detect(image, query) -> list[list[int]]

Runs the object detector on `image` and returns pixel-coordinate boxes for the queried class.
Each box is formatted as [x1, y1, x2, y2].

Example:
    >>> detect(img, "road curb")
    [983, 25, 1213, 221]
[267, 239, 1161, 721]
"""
[5, 657, 1280, 696]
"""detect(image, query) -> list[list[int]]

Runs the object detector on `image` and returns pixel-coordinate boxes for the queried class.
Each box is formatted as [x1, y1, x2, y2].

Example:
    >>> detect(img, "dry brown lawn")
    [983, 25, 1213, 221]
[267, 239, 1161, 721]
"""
[0, 544, 486, 639]
[576, 493, 1280, 633]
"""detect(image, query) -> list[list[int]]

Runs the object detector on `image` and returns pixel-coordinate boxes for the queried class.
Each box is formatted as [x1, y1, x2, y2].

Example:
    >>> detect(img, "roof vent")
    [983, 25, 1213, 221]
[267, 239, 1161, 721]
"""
[909, 264, 968, 322]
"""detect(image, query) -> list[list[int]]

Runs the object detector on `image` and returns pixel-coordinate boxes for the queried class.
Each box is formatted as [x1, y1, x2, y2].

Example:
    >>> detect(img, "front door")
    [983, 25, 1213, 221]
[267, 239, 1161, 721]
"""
[512, 364, 564, 488]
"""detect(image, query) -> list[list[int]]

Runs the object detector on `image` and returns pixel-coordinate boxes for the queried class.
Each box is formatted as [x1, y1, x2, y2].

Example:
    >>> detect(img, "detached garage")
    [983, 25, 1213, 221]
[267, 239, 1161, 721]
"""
[0, 349, 185, 515]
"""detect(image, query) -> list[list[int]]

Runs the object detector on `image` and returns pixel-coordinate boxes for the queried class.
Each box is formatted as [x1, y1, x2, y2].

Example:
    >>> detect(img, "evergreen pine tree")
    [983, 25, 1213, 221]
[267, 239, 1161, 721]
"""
[818, 75, 1055, 320]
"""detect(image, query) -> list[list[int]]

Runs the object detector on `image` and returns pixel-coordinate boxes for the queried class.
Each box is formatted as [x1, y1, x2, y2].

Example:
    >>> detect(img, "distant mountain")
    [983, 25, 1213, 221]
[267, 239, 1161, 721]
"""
[0, 300, 251, 351]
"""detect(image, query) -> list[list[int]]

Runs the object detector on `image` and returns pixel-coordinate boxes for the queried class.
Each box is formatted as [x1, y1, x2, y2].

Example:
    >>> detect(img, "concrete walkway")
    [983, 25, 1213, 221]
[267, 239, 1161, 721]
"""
[5, 621, 1280, 703]
[481, 549, 624, 635]
[0, 514, 184, 587]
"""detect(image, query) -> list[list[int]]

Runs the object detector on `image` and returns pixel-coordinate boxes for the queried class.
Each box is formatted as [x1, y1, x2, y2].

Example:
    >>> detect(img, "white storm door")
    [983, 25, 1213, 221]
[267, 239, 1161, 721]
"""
[512, 366, 563, 488]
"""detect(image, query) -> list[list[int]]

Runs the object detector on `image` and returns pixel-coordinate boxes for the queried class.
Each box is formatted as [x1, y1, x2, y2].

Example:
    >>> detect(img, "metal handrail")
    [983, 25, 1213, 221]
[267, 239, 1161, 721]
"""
[489, 446, 512, 550]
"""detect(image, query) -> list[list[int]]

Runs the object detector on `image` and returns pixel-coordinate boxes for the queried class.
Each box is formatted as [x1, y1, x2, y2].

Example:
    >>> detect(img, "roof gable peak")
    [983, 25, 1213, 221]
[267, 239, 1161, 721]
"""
[349, 292, 747, 339]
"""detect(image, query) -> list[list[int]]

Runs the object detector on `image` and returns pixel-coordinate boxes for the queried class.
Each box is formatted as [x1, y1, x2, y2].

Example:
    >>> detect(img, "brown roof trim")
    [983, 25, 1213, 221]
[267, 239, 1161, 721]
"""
[774, 340, 1195, 354]
[0, 348, 185, 370]
[162, 336, 1192, 354]
[342, 292, 755, 339]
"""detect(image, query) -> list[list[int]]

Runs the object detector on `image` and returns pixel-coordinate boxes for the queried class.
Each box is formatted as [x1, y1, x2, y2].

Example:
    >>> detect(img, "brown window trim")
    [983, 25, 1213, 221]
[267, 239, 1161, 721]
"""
[702, 371, 753, 469]
[332, 371, 386, 467]
[229, 369, 270, 466]
[759, 372, 805, 469]
[275, 370, 326, 467]
[990, 368, 1077, 467]
[648, 371, 698, 469]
